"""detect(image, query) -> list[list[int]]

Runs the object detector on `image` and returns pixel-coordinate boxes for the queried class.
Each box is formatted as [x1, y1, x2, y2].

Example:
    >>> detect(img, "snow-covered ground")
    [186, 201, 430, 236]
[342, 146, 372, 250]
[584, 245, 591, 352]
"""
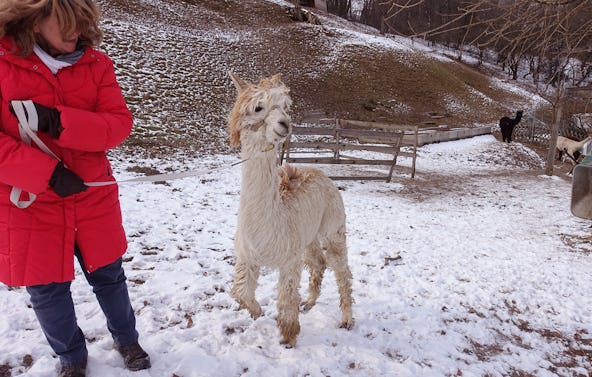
[2, 135, 592, 376]
[2, 1, 591, 376]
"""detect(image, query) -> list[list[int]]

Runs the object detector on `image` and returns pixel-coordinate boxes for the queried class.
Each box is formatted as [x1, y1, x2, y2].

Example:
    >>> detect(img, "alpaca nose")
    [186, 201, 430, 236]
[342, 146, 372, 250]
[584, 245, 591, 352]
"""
[273, 119, 290, 139]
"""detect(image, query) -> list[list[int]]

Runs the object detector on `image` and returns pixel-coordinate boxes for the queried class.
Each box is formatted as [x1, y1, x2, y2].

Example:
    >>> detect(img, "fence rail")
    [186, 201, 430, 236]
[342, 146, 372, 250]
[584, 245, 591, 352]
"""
[280, 119, 418, 182]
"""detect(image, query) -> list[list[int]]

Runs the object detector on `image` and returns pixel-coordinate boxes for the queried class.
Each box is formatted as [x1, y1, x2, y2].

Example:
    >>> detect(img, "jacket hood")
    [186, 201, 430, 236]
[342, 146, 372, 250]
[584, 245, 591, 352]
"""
[0, 35, 22, 56]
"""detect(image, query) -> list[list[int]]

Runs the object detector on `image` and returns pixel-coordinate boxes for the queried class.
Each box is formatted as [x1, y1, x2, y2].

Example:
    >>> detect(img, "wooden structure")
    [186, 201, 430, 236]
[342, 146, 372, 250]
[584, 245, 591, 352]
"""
[314, 0, 327, 11]
[297, 0, 327, 11]
[414, 125, 491, 146]
[280, 119, 419, 182]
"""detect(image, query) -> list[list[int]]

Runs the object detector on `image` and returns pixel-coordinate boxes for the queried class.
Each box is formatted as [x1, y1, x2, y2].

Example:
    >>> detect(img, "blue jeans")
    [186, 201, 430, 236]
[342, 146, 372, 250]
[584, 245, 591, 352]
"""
[26, 247, 139, 366]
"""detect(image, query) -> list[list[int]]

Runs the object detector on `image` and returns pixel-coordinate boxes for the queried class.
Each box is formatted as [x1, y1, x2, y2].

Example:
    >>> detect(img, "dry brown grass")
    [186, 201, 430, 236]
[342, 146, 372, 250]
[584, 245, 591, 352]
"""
[97, 0, 543, 157]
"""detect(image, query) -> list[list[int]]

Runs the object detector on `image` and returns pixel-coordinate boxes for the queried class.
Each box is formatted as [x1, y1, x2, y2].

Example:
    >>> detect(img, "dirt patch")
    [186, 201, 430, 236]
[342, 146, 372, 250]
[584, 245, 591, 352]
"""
[0, 364, 11, 377]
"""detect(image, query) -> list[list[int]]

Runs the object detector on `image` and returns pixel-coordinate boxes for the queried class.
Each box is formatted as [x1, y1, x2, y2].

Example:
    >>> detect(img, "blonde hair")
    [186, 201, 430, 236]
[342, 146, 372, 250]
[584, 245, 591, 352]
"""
[0, 0, 102, 56]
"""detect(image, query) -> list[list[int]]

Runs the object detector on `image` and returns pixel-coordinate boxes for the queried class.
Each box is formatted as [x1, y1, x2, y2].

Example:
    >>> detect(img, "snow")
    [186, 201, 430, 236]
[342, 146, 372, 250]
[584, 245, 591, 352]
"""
[491, 77, 548, 110]
[2, 0, 591, 375]
[336, 29, 415, 52]
[2, 135, 592, 376]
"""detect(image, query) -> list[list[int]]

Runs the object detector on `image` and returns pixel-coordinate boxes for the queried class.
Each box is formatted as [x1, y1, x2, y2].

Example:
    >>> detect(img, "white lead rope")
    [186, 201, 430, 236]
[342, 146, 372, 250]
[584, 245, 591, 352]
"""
[85, 158, 249, 187]
[9, 100, 273, 206]
[11, 101, 60, 160]
[10, 100, 60, 208]
[85, 145, 274, 187]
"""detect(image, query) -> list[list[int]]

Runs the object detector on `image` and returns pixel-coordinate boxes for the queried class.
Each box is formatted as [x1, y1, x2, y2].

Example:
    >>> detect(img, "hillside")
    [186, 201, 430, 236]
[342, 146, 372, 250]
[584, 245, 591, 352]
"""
[97, 0, 542, 156]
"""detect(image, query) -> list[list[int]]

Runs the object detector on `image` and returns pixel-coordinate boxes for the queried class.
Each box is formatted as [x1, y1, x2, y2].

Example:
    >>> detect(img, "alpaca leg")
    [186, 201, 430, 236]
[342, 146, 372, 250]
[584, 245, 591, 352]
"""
[277, 265, 302, 347]
[302, 240, 326, 312]
[231, 259, 262, 319]
[325, 227, 354, 330]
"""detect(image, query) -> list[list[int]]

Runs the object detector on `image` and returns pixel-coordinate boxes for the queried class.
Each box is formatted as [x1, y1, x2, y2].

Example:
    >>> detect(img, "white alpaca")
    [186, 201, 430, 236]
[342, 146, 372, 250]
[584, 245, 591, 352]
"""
[227, 72, 354, 347]
[556, 135, 592, 165]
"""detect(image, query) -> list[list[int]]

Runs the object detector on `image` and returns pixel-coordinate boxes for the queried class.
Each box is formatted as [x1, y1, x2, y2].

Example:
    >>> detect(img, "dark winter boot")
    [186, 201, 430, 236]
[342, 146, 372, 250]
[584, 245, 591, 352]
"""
[115, 342, 151, 371]
[58, 359, 87, 377]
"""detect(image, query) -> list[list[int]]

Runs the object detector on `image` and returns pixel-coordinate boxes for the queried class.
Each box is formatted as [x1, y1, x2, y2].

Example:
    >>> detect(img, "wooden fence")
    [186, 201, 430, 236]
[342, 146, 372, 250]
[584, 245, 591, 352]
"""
[280, 119, 418, 182]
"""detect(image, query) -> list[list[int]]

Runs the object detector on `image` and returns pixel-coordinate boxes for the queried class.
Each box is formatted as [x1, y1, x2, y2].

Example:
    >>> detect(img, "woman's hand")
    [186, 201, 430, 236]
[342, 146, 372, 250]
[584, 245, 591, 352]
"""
[31, 103, 63, 138]
[49, 162, 88, 197]
[10, 102, 63, 138]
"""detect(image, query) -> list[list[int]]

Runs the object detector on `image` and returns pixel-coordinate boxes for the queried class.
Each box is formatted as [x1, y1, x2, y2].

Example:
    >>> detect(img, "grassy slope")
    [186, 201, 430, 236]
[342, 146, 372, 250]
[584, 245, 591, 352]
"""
[97, 0, 537, 156]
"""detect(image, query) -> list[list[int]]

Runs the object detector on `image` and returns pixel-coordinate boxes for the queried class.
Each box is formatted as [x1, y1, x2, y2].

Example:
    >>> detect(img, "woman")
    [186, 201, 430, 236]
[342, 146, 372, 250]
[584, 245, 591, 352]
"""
[0, 1, 150, 376]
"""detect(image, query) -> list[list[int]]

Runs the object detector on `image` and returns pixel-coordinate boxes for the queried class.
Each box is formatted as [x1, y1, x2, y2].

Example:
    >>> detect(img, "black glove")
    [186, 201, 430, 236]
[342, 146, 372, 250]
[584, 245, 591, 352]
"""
[9, 102, 62, 138]
[49, 162, 88, 197]
[33, 103, 63, 139]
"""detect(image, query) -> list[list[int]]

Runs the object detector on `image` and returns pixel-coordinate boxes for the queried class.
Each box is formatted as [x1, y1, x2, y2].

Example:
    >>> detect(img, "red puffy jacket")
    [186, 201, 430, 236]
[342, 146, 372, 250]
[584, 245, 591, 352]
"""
[0, 36, 133, 286]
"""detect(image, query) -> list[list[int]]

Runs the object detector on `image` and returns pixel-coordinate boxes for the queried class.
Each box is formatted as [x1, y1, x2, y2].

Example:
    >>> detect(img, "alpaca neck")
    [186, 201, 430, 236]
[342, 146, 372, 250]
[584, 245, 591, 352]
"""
[515, 112, 522, 123]
[239, 147, 280, 217]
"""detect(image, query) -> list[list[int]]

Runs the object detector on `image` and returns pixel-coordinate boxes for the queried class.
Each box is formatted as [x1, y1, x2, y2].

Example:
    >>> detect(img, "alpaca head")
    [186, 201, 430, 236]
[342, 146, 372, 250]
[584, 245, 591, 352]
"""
[227, 72, 292, 151]
[516, 110, 524, 120]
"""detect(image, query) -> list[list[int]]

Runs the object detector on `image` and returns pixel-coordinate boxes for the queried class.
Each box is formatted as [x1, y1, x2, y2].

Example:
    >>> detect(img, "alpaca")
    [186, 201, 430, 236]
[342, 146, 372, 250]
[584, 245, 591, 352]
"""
[556, 135, 592, 165]
[227, 72, 354, 347]
[499, 110, 523, 143]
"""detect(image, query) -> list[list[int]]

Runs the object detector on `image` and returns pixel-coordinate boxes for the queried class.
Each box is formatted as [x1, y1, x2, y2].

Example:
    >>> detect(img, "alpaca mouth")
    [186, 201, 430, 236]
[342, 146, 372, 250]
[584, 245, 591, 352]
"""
[273, 121, 290, 139]
[274, 129, 288, 138]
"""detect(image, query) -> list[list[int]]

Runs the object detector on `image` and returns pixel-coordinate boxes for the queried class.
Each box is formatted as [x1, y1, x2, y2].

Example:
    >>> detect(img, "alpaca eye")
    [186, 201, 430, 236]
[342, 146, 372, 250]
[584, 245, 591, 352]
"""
[254, 106, 263, 113]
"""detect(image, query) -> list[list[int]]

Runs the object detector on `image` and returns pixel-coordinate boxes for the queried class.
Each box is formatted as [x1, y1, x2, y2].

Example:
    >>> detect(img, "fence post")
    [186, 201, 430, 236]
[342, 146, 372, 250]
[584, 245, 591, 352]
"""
[411, 126, 418, 178]
[545, 101, 564, 176]
[334, 118, 341, 160]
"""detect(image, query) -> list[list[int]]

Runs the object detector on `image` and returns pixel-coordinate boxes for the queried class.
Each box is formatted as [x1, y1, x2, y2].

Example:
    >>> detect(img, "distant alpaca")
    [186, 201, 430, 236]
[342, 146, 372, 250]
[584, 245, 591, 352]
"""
[227, 72, 354, 347]
[556, 135, 592, 165]
[499, 110, 523, 143]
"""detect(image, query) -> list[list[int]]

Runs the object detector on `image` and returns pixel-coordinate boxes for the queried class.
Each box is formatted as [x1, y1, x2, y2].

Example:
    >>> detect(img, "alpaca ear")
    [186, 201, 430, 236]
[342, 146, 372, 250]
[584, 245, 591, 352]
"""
[270, 73, 282, 85]
[228, 110, 242, 148]
[230, 128, 241, 148]
[229, 72, 249, 92]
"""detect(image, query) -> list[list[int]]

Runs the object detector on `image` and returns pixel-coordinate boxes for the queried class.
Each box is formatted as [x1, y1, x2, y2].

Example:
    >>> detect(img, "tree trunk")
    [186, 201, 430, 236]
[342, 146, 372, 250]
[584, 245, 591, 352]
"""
[545, 100, 564, 176]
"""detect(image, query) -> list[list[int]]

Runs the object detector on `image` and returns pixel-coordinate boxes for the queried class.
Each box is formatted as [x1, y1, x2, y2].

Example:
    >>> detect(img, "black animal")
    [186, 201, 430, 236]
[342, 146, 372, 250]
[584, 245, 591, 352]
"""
[499, 110, 523, 143]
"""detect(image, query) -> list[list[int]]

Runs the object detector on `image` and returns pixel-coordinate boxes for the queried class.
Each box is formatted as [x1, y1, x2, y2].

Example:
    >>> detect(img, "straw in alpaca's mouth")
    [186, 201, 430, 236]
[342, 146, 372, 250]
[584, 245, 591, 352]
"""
[273, 129, 288, 138]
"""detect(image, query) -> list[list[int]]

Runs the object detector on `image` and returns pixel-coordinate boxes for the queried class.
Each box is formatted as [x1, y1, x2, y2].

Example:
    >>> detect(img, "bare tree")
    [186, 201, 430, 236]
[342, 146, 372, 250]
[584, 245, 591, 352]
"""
[367, 0, 592, 175]
[464, 0, 592, 174]
[327, 0, 352, 18]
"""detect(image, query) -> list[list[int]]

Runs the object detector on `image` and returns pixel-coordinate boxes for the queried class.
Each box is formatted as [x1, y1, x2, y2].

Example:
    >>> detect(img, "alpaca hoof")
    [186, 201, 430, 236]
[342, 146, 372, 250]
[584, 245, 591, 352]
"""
[300, 302, 313, 313]
[248, 306, 262, 319]
[236, 300, 262, 319]
[280, 338, 296, 348]
[339, 318, 354, 330]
